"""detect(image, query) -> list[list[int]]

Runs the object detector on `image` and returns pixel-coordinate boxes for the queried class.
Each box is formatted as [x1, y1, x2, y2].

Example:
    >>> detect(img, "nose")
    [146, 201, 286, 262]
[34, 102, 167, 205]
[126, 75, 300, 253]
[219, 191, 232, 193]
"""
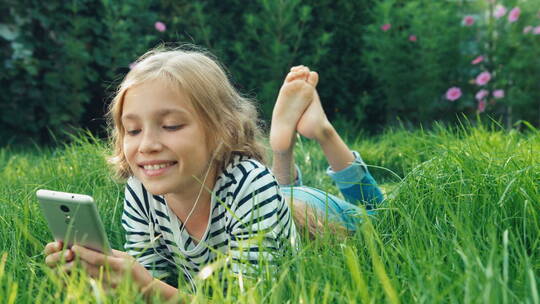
[138, 129, 163, 153]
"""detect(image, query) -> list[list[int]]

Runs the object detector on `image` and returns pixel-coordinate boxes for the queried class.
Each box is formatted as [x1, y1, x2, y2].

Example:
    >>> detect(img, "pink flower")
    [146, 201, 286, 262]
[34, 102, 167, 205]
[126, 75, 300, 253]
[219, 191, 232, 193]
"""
[477, 100, 487, 113]
[409, 35, 417, 42]
[446, 87, 462, 101]
[523, 26, 533, 34]
[534, 26, 540, 35]
[494, 5, 507, 19]
[154, 21, 167, 32]
[493, 89, 505, 99]
[475, 89, 489, 100]
[508, 7, 521, 23]
[475, 71, 492, 86]
[463, 16, 475, 26]
[471, 55, 484, 65]
[381, 24, 391, 31]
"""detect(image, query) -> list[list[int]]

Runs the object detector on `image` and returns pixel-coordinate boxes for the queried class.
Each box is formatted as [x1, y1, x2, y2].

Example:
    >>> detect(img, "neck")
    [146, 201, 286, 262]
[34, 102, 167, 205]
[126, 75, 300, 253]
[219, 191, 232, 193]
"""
[165, 167, 217, 223]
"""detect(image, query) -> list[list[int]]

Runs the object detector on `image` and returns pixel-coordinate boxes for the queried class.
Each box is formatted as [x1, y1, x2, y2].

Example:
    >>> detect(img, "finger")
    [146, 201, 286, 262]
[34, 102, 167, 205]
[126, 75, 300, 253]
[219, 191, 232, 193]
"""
[44, 241, 62, 255]
[111, 249, 130, 258]
[60, 259, 98, 275]
[72, 245, 108, 266]
[73, 246, 128, 274]
[82, 261, 104, 279]
[82, 261, 123, 289]
[290, 65, 304, 72]
[60, 261, 75, 274]
[45, 251, 63, 267]
[45, 249, 74, 267]
[307, 71, 319, 87]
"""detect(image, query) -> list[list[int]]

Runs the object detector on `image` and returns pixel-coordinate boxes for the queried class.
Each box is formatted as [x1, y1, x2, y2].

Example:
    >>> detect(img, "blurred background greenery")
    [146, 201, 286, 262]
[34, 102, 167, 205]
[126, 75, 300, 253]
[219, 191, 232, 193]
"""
[1, 0, 539, 145]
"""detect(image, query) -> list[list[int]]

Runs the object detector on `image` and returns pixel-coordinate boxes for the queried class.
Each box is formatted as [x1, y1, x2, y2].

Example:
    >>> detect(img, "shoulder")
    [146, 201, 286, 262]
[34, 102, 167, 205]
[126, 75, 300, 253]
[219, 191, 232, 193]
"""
[215, 155, 277, 197]
[223, 154, 269, 178]
[215, 156, 282, 215]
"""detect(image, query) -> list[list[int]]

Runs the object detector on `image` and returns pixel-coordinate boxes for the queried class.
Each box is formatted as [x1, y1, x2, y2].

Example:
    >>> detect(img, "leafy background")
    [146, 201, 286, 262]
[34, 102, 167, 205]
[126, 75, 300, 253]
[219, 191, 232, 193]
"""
[1, 0, 539, 145]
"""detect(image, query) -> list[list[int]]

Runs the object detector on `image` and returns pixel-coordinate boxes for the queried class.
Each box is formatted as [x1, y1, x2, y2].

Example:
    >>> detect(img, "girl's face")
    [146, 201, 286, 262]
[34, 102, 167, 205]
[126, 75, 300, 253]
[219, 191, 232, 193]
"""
[121, 79, 214, 196]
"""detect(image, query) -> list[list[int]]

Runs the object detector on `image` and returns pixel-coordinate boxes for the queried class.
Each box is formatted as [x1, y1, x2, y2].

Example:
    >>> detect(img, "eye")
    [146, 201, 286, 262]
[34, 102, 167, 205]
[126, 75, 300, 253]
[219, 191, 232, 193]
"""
[163, 125, 184, 131]
[125, 129, 141, 136]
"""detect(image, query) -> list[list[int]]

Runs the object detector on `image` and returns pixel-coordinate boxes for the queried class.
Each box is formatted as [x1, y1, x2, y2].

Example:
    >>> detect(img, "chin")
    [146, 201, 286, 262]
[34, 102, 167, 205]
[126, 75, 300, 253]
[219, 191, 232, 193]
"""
[140, 180, 173, 196]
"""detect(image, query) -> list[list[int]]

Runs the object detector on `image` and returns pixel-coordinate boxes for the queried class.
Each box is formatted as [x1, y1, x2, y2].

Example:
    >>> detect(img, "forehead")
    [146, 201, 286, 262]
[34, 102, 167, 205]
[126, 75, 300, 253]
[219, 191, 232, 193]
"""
[121, 79, 194, 120]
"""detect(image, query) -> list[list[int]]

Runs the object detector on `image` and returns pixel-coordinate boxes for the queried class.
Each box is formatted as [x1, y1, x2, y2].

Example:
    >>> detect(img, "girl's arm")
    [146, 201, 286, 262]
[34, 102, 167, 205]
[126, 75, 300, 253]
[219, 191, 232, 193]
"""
[44, 241, 182, 301]
[67, 245, 185, 301]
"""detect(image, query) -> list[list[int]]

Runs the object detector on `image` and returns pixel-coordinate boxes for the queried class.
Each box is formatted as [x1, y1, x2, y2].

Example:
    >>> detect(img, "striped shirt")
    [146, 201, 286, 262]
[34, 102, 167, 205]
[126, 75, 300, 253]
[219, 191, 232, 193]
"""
[121, 154, 299, 285]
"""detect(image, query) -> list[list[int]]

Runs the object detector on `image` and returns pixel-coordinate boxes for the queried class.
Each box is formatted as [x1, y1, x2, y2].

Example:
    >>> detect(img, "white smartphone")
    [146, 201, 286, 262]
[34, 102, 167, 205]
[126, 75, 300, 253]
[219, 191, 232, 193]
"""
[36, 189, 112, 254]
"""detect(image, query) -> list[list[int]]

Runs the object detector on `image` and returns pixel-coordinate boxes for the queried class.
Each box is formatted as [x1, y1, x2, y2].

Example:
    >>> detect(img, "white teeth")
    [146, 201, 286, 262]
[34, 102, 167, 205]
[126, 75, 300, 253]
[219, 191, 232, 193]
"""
[143, 163, 173, 170]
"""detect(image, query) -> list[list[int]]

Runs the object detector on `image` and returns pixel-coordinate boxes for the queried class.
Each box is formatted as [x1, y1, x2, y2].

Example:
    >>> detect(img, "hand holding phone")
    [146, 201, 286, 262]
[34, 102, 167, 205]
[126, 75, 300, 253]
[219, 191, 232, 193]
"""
[37, 189, 112, 255]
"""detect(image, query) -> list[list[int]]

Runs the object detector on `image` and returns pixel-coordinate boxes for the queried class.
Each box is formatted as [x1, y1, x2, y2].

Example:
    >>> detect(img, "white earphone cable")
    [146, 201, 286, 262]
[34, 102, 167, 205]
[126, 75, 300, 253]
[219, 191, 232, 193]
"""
[149, 142, 223, 291]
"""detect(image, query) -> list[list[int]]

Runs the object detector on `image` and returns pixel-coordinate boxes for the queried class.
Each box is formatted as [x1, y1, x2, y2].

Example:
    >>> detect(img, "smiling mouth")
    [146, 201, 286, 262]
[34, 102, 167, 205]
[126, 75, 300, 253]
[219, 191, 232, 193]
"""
[141, 162, 177, 171]
[139, 162, 178, 177]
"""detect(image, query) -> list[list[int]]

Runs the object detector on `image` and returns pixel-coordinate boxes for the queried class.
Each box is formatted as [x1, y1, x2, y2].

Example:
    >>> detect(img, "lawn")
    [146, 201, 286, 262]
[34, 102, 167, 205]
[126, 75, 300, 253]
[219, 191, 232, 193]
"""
[0, 122, 538, 303]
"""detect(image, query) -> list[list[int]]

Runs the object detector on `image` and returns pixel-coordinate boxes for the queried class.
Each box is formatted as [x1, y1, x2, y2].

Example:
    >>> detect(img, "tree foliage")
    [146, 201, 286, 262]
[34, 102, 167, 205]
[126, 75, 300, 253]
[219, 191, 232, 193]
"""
[1, 0, 539, 145]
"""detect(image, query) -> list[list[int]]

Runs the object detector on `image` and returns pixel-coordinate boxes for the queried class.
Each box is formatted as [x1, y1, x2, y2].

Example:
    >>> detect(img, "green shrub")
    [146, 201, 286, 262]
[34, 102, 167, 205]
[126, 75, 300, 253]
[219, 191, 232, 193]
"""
[363, 0, 472, 126]
[362, 0, 540, 128]
[0, 0, 377, 145]
[0, 1, 109, 144]
[2, 0, 539, 146]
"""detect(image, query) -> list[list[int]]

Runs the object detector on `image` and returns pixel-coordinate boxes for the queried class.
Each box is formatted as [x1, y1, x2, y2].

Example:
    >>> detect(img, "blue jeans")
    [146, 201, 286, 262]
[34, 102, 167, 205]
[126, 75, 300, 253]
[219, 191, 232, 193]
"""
[279, 151, 384, 230]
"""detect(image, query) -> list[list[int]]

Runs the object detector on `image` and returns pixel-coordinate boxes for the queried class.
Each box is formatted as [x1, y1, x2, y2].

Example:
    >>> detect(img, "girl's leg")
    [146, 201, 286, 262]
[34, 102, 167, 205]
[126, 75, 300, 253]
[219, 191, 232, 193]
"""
[296, 84, 384, 209]
[297, 90, 355, 172]
[270, 66, 383, 230]
[270, 66, 318, 185]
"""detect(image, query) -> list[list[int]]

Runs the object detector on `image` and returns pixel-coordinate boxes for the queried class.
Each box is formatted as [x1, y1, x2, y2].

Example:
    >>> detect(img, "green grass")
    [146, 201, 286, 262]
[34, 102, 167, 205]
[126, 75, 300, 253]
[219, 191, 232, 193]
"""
[0, 122, 538, 303]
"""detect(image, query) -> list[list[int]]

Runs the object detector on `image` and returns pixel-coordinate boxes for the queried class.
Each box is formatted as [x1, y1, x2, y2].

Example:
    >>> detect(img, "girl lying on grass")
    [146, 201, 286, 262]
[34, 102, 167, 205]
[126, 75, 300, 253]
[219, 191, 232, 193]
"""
[43, 46, 384, 300]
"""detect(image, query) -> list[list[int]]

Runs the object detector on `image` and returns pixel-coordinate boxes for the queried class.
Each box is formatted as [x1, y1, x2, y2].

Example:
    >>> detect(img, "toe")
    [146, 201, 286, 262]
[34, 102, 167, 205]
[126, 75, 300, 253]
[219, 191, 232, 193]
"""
[307, 71, 319, 87]
[299, 66, 310, 79]
[286, 70, 309, 83]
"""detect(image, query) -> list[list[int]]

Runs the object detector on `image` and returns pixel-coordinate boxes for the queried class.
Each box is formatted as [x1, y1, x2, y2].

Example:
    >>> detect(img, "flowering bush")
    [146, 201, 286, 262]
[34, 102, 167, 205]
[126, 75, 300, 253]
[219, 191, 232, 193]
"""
[363, 0, 471, 125]
[363, 0, 540, 128]
[1, 0, 538, 144]
[453, 1, 540, 125]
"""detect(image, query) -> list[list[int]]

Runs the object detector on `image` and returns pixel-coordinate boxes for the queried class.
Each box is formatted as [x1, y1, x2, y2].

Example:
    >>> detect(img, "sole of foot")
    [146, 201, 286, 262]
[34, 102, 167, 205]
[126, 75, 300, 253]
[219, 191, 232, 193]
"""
[270, 68, 319, 152]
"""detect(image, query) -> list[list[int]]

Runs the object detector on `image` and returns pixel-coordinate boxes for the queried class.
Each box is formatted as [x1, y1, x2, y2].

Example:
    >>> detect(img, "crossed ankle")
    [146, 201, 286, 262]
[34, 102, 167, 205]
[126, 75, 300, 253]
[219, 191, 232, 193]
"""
[314, 121, 336, 143]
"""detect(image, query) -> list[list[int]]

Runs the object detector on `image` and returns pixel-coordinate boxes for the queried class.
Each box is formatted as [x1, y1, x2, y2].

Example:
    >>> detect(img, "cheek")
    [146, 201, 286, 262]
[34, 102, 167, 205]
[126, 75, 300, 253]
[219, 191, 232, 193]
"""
[122, 138, 137, 162]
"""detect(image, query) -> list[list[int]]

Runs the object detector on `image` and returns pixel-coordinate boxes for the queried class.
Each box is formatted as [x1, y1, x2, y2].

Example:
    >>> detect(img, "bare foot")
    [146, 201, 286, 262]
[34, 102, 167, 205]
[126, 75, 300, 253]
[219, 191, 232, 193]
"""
[270, 66, 319, 152]
[296, 87, 333, 142]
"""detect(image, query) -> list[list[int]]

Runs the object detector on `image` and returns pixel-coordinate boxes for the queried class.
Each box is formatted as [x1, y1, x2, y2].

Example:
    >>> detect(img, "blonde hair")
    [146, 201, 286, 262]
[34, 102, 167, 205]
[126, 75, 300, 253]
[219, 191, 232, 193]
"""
[106, 45, 267, 179]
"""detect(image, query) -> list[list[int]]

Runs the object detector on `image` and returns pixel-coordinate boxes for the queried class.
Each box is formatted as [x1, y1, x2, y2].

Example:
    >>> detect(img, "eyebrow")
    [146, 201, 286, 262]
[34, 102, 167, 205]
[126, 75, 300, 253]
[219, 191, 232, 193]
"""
[121, 108, 189, 121]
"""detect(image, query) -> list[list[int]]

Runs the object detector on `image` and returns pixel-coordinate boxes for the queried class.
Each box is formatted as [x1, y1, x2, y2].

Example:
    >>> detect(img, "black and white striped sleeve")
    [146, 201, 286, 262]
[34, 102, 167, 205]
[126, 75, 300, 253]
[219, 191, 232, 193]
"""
[121, 179, 174, 280]
[226, 165, 291, 274]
